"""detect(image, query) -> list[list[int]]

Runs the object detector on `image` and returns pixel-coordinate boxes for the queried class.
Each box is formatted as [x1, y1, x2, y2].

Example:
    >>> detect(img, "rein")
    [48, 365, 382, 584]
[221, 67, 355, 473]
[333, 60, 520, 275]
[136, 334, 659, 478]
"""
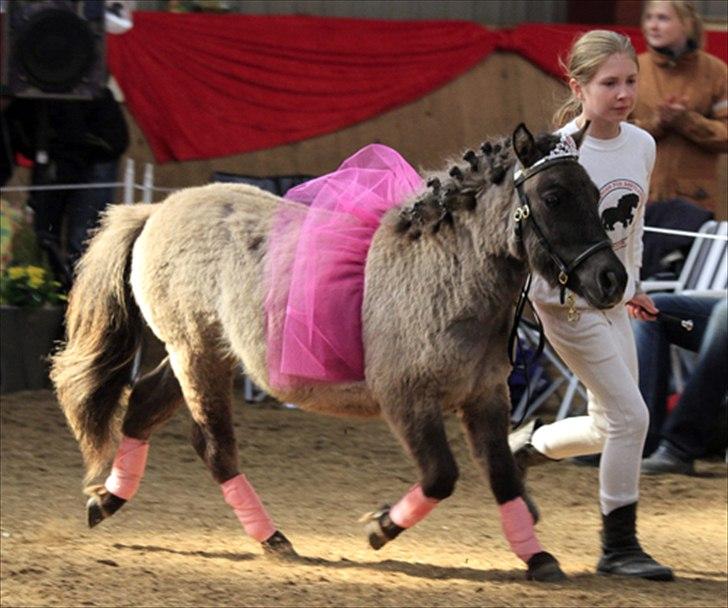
[507, 273, 544, 430]
[507, 274, 542, 368]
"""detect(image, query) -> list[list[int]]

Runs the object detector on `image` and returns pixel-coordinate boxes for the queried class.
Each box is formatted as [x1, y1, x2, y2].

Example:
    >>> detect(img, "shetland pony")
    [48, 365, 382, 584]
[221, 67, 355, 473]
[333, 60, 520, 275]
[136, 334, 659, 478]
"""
[52, 123, 625, 581]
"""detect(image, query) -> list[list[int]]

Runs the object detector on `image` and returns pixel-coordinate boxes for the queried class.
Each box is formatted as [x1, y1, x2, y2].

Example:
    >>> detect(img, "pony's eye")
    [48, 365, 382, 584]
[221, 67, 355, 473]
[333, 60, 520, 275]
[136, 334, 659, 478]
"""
[543, 194, 560, 208]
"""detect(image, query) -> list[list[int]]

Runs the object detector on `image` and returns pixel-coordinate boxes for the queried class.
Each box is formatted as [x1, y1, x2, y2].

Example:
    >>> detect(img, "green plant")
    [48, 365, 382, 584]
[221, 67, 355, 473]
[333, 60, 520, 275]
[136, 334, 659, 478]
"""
[0, 265, 67, 308]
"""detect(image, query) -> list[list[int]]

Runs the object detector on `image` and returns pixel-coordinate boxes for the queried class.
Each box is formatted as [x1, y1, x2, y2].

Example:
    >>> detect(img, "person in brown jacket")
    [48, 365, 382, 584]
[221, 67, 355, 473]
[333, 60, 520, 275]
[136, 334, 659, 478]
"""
[631, 0, 728, 215]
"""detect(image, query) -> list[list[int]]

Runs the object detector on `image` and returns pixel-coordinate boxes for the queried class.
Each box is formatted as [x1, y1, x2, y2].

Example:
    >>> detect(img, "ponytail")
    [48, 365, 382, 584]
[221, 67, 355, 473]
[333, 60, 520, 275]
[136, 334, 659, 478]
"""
[553, 98, 583, 130]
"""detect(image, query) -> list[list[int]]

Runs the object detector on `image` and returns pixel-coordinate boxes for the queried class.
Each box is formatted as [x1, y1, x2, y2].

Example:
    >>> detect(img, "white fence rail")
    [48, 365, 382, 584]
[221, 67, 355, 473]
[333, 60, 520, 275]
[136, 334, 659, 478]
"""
[4, 162, 727, 245]
[0, 159, 181, 204]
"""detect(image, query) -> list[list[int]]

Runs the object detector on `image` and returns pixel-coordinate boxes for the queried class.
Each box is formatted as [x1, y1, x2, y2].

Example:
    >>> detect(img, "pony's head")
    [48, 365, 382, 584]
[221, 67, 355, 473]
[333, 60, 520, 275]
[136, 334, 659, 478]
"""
[511, 122, 627, 308]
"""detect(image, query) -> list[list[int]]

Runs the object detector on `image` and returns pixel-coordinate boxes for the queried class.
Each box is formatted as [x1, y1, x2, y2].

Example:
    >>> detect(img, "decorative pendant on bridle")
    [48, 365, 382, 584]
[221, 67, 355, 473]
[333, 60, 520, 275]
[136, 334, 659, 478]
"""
[565, 293, 581, 322]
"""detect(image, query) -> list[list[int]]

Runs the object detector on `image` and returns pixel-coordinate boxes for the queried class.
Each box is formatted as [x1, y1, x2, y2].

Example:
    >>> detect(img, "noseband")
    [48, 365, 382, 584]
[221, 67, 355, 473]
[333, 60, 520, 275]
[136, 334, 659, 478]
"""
[513, 157, 612, 305]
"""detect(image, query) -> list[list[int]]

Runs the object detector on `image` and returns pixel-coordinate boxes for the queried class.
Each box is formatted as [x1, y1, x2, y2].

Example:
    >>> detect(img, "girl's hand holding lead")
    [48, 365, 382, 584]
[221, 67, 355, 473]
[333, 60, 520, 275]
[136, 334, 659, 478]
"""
[627, 293, 659, 320]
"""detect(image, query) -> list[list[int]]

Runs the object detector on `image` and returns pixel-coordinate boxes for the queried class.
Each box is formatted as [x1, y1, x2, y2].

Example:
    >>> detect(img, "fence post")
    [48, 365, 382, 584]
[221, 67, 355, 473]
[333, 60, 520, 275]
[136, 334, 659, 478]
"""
[123, 158, 135, 204]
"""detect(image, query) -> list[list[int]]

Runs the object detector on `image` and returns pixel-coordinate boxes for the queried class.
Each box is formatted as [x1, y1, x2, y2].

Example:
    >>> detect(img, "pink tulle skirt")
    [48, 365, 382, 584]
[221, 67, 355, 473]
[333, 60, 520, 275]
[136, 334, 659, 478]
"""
[265, 144, 423, 388]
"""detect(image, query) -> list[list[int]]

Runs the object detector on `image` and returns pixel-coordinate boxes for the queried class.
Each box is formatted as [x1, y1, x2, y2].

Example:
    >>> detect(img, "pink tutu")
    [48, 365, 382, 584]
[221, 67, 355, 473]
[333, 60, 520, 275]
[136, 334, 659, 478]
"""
[265, 144, 423, 388]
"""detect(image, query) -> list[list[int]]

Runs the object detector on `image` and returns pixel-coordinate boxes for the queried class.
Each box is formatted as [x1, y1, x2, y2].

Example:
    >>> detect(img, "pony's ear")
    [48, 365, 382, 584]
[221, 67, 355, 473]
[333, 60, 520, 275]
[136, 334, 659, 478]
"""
[572, 120, 591, 149]
[512, 123, 540, 168]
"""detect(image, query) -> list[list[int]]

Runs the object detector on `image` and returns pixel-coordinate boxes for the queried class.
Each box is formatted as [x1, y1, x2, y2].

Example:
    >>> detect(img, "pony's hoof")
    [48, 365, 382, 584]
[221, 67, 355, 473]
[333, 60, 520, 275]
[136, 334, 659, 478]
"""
[262, 531, 297, 559]
[85, 485, 126, 528]
[359, 505, 404, 551]
[526, 551, 567, 582]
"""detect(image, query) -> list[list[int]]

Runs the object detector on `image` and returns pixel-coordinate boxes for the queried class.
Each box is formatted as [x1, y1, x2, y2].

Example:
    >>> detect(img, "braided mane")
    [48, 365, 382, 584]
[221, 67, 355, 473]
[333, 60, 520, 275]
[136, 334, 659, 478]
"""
[396, 132, 561, 239]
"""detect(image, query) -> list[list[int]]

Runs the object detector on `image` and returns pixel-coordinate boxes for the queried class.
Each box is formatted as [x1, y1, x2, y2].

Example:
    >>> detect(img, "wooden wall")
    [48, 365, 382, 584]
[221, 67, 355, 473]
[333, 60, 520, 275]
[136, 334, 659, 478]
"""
[118, 52, 727, 219]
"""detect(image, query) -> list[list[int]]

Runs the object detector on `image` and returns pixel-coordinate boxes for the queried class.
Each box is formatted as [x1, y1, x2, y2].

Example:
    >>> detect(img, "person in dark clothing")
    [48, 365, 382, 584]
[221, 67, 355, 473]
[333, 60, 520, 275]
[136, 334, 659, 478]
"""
[634, 293, 728, 474]
[3, 87, 129, 287]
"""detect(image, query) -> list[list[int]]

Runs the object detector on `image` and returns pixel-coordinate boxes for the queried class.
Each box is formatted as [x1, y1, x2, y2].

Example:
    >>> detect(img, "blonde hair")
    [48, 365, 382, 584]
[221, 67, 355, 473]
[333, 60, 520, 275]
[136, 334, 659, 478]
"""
[553, 30, 638, 128]
[642, 0, 705, 49]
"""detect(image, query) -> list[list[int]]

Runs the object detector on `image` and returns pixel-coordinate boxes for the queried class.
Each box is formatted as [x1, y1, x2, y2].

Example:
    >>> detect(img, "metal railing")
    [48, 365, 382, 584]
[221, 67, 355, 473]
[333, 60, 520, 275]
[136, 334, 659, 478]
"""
[0, 158, 181, 205]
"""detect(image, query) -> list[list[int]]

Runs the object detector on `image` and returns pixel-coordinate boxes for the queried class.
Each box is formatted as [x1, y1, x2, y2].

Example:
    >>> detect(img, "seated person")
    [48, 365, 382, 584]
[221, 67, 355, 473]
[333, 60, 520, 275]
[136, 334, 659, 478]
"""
[634, 293, 727, 474]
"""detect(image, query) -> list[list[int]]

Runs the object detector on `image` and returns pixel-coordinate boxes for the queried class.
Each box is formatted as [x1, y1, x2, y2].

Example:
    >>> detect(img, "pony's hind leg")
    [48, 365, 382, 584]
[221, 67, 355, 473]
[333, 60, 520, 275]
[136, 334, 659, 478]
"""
[458, 387, 565, 582]
[189, 421, 295, 557]
[87, 356, 184, 527]
[169, 347, 295, 558]
[362, 399, 458, 550]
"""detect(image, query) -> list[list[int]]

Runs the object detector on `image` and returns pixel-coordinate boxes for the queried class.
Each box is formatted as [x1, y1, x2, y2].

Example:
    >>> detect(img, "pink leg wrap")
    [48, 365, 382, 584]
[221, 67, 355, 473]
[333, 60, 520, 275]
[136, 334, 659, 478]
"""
[104, 435, 149, 501]
[499, 497, 544, 563]
[389, 484, 439, 529]
[221, 474, 276, 542]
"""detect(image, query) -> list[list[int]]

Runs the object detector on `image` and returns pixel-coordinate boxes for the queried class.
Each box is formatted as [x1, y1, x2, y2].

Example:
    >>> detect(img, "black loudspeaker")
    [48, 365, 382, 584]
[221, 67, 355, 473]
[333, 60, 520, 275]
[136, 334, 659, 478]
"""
[1, 0, 106, 100]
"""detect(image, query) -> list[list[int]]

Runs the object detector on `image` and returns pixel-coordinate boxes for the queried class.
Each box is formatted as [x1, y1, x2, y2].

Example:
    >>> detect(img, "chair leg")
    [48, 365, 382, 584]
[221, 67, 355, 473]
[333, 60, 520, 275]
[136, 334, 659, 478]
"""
[556, 374, 582, 420]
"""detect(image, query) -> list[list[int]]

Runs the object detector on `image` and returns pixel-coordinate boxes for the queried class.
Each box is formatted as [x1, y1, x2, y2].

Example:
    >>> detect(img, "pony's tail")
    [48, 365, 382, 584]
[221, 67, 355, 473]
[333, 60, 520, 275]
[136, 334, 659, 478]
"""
[51, 204, 157, 484]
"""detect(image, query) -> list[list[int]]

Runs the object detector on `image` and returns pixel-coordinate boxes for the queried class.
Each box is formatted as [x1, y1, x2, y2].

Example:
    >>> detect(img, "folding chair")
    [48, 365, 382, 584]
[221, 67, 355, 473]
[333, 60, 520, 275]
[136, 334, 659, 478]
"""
[642, 220, 728, 392]
[642, 220, 728, 297]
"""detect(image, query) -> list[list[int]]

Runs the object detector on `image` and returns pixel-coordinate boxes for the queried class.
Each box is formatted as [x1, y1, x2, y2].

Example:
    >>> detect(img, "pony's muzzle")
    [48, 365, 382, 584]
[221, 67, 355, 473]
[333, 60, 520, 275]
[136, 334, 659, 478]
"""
[577, 256, 627, 309]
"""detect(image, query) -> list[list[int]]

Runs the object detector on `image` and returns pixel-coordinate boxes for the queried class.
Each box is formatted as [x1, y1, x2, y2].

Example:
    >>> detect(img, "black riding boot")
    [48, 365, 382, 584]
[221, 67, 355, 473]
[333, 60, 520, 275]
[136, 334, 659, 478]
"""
[597, 502, 674, 581]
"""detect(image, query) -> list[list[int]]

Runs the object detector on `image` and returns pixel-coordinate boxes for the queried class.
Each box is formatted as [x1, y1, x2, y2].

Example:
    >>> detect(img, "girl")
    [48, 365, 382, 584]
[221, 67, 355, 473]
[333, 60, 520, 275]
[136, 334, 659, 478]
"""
[510, 30, 673, 581]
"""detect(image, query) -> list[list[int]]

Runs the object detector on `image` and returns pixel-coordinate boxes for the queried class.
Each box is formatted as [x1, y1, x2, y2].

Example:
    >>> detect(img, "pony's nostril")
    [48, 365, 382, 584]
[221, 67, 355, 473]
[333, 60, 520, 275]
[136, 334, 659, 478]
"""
[599, 270, 617, 296]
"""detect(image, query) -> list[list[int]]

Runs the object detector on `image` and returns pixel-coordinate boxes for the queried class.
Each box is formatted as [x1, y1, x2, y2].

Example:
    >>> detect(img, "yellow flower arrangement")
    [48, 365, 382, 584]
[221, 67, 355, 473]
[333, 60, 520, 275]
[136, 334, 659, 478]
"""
[0, 265, 67, 308]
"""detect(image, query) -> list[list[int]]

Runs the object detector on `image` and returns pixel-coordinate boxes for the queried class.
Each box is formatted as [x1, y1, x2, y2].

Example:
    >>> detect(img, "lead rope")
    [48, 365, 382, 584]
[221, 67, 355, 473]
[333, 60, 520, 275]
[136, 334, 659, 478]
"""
[507, 273, 545, 430]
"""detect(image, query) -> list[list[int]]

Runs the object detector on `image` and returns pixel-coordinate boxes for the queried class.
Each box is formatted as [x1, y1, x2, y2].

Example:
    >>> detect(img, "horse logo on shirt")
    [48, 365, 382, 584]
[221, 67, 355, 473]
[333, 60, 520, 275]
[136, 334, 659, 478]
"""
[600, 192, 639, 231]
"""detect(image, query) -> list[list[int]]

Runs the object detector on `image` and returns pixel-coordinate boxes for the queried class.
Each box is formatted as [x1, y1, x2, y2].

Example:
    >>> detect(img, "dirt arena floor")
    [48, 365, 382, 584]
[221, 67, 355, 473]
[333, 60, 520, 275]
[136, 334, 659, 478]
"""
[1, 389, 726, 607]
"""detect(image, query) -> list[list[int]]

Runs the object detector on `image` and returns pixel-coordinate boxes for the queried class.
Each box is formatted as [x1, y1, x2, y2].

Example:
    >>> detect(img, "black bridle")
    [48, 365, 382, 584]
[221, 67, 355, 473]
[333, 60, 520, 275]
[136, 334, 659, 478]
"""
[507, 154, 611, 428]
[513, 156, 612, 305]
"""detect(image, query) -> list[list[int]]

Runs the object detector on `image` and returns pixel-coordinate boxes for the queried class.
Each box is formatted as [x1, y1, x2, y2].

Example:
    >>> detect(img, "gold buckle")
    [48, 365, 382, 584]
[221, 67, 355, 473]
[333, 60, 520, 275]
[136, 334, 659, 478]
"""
[513, 205, 530, 222]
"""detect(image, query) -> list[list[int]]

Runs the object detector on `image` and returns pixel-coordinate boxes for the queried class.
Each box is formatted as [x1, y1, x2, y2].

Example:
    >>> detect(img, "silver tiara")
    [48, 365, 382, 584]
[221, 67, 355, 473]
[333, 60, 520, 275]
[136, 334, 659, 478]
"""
[549, 133, 579, 160]
[513, 132, 579, 184]
[530, 133, 580, 169]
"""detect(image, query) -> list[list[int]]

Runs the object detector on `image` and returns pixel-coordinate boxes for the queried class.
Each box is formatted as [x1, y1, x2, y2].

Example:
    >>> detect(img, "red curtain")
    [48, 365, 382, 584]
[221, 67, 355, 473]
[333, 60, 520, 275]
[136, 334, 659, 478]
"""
[107, 13, 727, 163]
[107, 13, 497, 162]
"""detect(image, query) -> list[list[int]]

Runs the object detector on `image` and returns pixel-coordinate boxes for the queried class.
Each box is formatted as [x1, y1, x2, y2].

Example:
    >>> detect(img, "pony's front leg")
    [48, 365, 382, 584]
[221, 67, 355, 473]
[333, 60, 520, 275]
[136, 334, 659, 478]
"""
[87, 358, 184, 527]
[362, 399, 458, 550]
[458, 387, 566, 582]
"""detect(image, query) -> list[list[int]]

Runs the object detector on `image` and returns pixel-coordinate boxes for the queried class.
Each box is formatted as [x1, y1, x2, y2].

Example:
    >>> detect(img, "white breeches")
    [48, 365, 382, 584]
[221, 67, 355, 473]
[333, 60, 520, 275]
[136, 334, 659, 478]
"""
[530, 302, 649, 515]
